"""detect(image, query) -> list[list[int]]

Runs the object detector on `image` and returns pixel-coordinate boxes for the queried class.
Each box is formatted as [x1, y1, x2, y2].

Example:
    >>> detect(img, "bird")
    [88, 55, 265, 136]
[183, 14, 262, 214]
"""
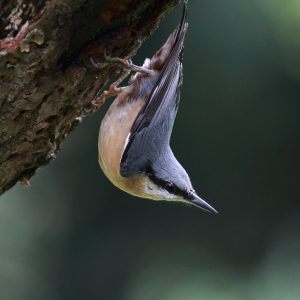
[96, 1, 217, 213]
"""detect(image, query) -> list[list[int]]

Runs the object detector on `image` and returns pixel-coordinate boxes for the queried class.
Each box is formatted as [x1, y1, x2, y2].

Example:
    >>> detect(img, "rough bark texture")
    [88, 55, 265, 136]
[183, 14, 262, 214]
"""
[0, 0, 180, 195]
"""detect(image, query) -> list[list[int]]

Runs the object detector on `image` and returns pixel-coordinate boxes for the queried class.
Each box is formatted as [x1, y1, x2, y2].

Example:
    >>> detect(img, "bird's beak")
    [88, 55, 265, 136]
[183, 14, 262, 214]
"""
[189, 193, 218, 214]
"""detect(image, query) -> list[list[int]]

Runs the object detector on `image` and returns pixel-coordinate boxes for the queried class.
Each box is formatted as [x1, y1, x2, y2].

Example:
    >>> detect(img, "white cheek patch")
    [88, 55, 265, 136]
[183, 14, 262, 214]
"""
[145, 182, 168, 200]
[144, 180, 182, 201]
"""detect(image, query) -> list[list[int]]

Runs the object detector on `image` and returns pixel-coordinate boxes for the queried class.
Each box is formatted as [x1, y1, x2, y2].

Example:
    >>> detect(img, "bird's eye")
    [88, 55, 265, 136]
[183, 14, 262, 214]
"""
[186, 191, 194, 200]
[163, 181, 176, 194]
[166, 182, 176, 190]
[165, 182, 173, 188]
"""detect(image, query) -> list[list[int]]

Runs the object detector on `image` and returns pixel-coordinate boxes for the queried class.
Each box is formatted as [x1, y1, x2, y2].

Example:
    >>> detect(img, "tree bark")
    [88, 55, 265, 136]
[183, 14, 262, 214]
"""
[0, 0, 180, 195]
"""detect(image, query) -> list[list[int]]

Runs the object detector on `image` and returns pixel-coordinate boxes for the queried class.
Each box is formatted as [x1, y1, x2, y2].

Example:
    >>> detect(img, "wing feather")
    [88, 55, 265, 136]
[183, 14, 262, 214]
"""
[120, 3, 188, 177]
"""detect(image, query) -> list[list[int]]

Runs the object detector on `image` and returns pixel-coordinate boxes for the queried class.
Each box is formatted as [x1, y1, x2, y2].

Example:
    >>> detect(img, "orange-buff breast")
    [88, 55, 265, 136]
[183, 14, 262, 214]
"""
[98, 87, 149, 198]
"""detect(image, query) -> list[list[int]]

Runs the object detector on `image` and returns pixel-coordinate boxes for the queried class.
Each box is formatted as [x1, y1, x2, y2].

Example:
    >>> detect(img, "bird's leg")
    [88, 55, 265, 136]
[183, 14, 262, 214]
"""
[91, 50, 155, 76]
[104, 56, 154, 75]
[92, 68, 131, 109]
[91, 50, 154, 110]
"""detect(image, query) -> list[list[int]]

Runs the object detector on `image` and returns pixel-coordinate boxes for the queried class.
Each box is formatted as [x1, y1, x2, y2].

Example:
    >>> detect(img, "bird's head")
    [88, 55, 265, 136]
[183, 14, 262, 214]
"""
[141, 148, 217, 214]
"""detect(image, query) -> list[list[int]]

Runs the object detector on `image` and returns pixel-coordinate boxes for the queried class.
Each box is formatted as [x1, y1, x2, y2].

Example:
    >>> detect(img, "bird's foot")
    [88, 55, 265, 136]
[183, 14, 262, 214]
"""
[92, 68, 130, 110]
[91, 49, 154, 76]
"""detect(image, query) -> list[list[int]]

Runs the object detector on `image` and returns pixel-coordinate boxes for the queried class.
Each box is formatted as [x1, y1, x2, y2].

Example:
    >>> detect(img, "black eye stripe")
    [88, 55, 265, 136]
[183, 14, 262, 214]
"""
[149, 174, 191, 199]
[144, 163, 192, 199]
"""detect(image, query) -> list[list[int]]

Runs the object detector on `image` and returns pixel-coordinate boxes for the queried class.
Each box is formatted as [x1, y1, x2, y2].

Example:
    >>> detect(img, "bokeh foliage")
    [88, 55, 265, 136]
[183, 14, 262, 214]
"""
[1, 1, 300, 299]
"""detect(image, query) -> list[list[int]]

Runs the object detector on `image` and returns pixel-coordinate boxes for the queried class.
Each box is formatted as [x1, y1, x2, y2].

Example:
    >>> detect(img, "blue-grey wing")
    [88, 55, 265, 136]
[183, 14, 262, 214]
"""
[120, 6, 188, 177]
[120, 63, 182, 177]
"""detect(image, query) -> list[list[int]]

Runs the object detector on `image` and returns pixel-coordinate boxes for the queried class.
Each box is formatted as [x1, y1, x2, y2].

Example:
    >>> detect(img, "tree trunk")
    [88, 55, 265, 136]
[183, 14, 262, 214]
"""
[0, 0, 180, 195]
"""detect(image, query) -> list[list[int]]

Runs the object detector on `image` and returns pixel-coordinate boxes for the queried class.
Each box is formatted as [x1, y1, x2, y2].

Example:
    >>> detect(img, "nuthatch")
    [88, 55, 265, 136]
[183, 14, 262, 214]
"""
[96, 1, 217, 213]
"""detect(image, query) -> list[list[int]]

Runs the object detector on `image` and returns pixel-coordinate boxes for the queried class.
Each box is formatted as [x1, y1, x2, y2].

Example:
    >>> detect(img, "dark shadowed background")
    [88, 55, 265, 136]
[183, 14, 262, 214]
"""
[1, 1, 300, 299]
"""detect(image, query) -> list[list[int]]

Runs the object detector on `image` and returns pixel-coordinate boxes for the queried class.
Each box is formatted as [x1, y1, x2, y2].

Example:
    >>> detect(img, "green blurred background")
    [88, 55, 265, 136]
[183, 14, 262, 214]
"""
[1, 0, 300, 299]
